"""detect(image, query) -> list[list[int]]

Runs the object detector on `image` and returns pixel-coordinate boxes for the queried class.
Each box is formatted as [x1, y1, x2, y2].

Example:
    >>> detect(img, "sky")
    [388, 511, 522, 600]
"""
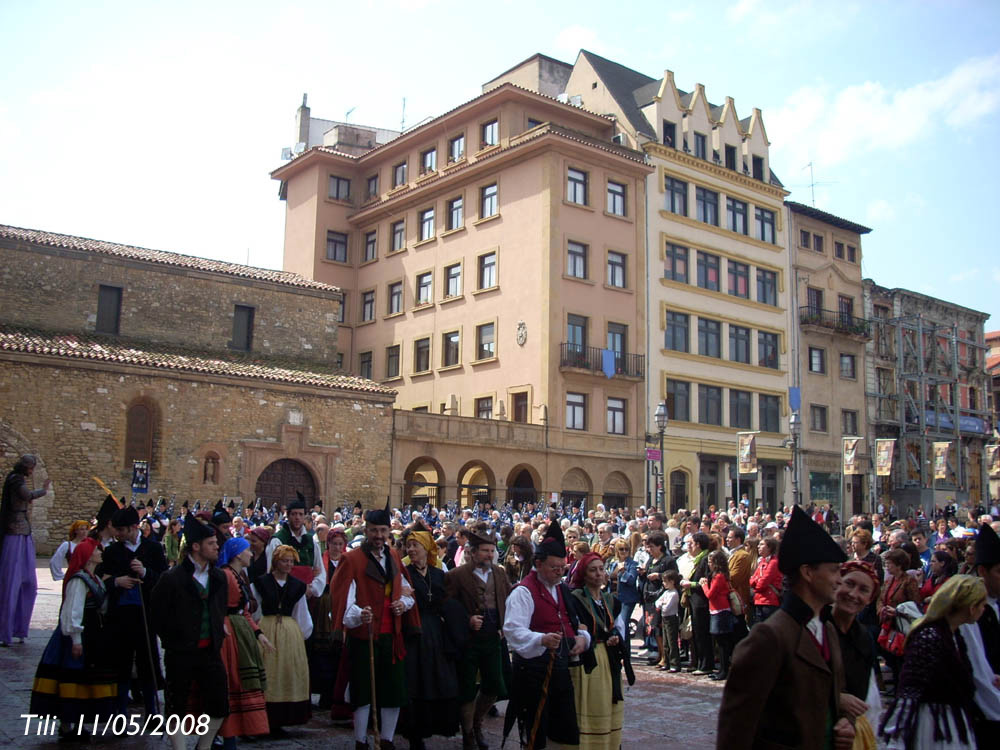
[2, 0, 999, 328]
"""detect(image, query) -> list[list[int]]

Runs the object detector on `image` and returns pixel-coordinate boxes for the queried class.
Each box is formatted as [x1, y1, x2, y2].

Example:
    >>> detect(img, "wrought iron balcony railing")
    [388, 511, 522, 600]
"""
[799, 306, 872, 339]
[559, 343, 645, 378]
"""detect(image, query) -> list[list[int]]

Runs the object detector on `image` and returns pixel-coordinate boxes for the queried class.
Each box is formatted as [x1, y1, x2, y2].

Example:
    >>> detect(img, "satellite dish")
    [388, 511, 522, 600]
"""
[293, 142, 306, 154]
[281, 147, 293, 160]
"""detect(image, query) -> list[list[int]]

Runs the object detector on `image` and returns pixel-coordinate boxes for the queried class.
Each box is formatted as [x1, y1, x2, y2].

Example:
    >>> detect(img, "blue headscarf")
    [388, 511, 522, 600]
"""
[219, 536, 250, 567]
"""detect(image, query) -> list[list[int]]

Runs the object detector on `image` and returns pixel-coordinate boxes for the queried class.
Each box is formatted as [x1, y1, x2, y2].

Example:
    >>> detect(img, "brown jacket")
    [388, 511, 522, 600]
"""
[445, 560, 512, 627]
[728, 546, 753, 612]
[717, 593, 849, 749]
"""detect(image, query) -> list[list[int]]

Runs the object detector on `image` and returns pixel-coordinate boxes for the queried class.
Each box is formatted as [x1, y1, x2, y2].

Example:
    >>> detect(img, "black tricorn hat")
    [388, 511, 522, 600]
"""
[536, 514, 567, 559]
[365, 497, 392, 527]
[212, 500, 232, 525]
[95, 494, 120, 529]
[111, 505, 140, 528]
[183, 512, 214, 544]
[778, 505, 847, 575]
[975, 523, 1000, 568]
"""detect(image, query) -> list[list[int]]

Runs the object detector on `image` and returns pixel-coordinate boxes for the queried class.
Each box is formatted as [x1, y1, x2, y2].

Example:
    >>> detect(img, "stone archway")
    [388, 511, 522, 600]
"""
[506, 464, 541, 509]
[457, 460, 496, 507]
[403, 456, 446, 506]
[254, 458, 317, 509]
[0, 419, 54, 548]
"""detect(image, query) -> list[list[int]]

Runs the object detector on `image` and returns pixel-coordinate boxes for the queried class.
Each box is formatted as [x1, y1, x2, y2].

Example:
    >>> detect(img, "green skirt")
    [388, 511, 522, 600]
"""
[348, 634, 407, 708]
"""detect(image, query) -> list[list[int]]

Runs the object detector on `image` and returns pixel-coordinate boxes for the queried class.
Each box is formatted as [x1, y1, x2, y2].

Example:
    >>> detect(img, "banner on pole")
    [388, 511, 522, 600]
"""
[875, 439, 895, 477]
[842, 438, 862, 475]
[932, 442, 951, 480]
[987, 444, 1000, 478]
[738, 433, 757, 475]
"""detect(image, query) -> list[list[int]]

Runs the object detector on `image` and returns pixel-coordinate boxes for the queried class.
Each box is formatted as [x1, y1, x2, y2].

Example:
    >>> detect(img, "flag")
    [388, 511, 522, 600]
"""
[876, 439, 895, 476]
[601, 349, 616, 378]
[738, 433, 757, 474]
[987, 444, 1000, 478]
[843, 438, 862, 475]
[933, 441, 951, 480]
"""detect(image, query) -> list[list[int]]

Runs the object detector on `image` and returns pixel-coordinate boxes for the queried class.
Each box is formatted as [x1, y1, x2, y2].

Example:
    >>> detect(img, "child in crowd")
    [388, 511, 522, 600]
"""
[654, 571, 682, 672]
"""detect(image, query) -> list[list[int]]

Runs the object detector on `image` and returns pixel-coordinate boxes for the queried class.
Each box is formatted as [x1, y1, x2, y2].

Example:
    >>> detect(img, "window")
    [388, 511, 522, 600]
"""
[364, 231, 377, 262]
[810, 404, 828, 432]
[476, 397, 494, 420]
[566, 392, 586, 430]
[567, 314, 587, 352]
[607, 181, 626, 216]
[752, 155, 764, 181]
[392, 161, 407, 188]
[697, 251, 720, 291]
[728, 260, 749, 298]
[445, 263, 461, 297]
[664, 244, 688, 282]
[419, 208, 435, 241]
[809, 347, 827, 374]
[842, 409, 858, 435]
[527, 117, 542, 129]
[813, 234, 824, 253]
[414, 338, 430, 373]
[481, 119, 498, 147]
[567, 168, 588, 205]
[725, 144, 737, 170]
[442, 331, 460, 367]
[694, 132, 707, 159]
[480, 183, 498, 218]
[337, 293, 347, 323]
[421, 148, 437, 173]
[230, 304, 254, 351]
[759, 395, 780, 432]
[478, 251, 496, 289]
[476, 322, 495, 360]
[696, 187, 719, 225]
[449, 134, 465, 162]
[847, 245, 857, 263]
[412, 406, 429, 413]
[807, 287, 824, 315]
[607, 398, 626, 435]
[727, 198, 748, 235]
[361, 291, 375, 322]
[359, 352, 372, 380]
[757, 269, 777, 306]
[698, 318, 721, 358]
[699, 385, 722, 425]
[607, 323, 627, 366]
[756, 207, 776, 244]
[665, 312, 689, 352]
[838, 295, 855, 326]
[512, 392, 529, 423]
[662, 119, 676, 147]
[385, 345, 400, 379]
[416, 272, 432, 305]
[328, 175, 350, 201]
[124, 402, 153, 469]
[800, 230, 811, 248]
[667, 380, 690, 422]
[607, 251, 626, 288]
[840, 353, 857, 379]
[834, 241, 845, 259]
[730, 325, 750, 363]
[366, 174, 379, 199]
[567, 241, 588, 279]
[391, 220, 405, 252]
[388, 282, 403, 314]
[447, 196, 463, 230]
[665, 177, 687, 215]
[326, 231, 348, 262]
[96, 284, 122, 334]
[730, 390, 751, 429]
[336, 353, 344, 369]
[758, 332, 779, 369]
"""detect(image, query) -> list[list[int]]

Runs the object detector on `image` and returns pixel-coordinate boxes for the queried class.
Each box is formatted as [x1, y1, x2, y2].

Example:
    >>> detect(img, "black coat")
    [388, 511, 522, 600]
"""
[98, 534, 168, 605]
[150, 556, 227, 653]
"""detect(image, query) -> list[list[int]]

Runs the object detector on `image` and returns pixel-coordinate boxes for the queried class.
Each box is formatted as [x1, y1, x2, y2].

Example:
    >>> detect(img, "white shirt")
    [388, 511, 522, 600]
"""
[655, 588, 679, 617]
[806, 614, 825, 646]
[473, 567, 491, 585]
[49, 540, 78, 581]
[189, 556, 210, 589]
[60, 575, 104, 646]
[504, 580, 590, 659]
[251, 578, 313, 639]
[960, 597, 1000, 720]
[266, 528, 327, 597]
[342, 546, 414, 629]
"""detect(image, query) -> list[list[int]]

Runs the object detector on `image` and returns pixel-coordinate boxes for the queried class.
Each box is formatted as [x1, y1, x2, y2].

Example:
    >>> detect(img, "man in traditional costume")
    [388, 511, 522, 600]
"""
[90, 494, 121, 548]
[330, 500, 420, 750]
[151, 513, 229, 750]
[717, 505, 855, 750]
[266, 495, 325, 596]
[100, 503, 167, 716]
[503, 515, 589, 749]
[445, 527, 512, 749]
[961, 522, 1000, 745]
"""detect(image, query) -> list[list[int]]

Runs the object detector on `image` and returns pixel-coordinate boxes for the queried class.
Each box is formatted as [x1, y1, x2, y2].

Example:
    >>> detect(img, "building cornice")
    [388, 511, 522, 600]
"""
[644, 142, 788, 201]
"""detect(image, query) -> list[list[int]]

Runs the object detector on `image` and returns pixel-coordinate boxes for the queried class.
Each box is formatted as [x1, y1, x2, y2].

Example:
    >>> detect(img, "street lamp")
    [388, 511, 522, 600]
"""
[789, 410, 802, 505]
[655, 401, 668, 513]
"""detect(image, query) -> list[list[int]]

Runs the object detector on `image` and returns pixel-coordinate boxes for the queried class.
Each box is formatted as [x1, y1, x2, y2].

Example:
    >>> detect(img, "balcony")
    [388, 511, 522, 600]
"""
[559, 343, 645, 379]
[799, 306, 872, 340]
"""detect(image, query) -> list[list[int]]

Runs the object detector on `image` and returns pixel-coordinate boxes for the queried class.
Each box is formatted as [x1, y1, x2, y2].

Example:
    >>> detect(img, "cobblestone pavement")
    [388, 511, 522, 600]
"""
[3, 564, 721, 748]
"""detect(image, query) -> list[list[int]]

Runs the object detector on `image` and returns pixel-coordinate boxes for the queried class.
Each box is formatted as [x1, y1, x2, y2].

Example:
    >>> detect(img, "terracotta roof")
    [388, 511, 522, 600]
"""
[987, 353, 1000, 373]
[0, 326, 395, 397]
[0, 224, 340, 293]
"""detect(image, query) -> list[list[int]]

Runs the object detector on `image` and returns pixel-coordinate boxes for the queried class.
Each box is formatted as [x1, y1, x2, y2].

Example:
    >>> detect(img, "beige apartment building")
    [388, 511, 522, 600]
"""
[787, 202, 872, 517]
[272, 82, 652, 508]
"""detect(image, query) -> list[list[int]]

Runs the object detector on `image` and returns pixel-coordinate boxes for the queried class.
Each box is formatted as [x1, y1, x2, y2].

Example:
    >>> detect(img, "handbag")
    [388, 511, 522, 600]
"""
[679, 608, 693, 641]
[877, 620, 906, 656]
[728, 590, 744, 616]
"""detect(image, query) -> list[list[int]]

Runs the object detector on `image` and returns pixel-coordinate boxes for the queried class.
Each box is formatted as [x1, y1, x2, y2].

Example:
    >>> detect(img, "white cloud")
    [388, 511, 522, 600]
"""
[553, 25, 601, 60]
[866, 199, 896, 225]
[992, 268, 1000, 284]
[726, 0, 762, 23]
[949, 269, 981, 283]
[667, 9, 696, 24]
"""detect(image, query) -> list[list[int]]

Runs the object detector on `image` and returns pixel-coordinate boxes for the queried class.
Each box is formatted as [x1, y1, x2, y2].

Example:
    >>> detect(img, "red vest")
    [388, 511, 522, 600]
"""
[520, 569, 576, 640]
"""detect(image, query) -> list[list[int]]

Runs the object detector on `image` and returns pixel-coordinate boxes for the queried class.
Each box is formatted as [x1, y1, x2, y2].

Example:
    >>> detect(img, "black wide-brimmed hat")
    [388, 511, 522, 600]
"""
[778, 505, 847, 574]
[212, 500, 232, 525]
[467, 527, 498, 548]
[536, 514, 567, 559]
[975, 523, 1000, 568]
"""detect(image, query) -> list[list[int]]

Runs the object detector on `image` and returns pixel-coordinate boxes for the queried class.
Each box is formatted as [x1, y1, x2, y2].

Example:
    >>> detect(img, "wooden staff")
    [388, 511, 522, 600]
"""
[368, 616, 380, 750]
[526, 648, 557, 750]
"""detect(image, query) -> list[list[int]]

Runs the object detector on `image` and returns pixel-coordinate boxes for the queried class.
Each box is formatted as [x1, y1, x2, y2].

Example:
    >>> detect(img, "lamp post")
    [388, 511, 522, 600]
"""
[655, 401, 668, 513]
[789, 410, 801, 505]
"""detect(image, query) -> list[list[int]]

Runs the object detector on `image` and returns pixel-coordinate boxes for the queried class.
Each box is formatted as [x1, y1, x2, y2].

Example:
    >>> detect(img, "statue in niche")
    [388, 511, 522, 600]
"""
[203, 455, 219, 484]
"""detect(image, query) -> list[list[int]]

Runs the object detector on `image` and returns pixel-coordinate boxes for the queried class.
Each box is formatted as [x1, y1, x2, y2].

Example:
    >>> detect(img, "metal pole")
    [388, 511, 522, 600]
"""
[659, 428, 666, 514]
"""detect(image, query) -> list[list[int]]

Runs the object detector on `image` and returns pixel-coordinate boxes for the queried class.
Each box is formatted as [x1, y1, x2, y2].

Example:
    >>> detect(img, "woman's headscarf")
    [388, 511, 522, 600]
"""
[407, 528, 440, 568]
[840, 560, 880, 604]
[219, 537, 250, 567]
[570, 551, 604, 590]
[248, 526, 272, 548]
[63, 537, 99, 594]
[910, 574, 986, 639]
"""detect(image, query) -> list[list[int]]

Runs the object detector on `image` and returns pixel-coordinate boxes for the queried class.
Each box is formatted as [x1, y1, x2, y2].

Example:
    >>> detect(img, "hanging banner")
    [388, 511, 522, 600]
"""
[987, 444, 1000, 478]
[875, 439, 895, 477]
[932, 442, 951, 480]
[842, 438, 862, 475]
[738, 433, 757, 474]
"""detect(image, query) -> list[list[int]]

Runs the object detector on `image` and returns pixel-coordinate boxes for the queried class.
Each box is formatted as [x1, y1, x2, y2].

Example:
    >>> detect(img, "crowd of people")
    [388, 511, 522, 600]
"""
[1, 452, 999, 749]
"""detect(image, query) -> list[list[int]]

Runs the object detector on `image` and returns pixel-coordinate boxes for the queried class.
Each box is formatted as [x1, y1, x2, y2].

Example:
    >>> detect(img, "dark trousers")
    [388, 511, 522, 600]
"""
[511, 652, 577, 749]
[754, 604, 778, 625]
[690, 605, 713, 671]
[661, 614, 680, 668]
[163, 647, 229, 720]
[712, 632, 733, 676]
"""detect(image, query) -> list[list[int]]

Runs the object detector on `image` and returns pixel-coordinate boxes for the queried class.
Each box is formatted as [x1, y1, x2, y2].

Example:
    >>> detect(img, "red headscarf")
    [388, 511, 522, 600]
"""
[63, 537, 100, 595]
[840, 560, 880, 603]
[570, 551, 605, 590]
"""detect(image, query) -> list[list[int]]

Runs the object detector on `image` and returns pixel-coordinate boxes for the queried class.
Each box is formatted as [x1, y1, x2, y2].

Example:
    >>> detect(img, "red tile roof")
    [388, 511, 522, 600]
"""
[0, 326, 395, 397]
[988, 353, 1000, 373]
[0, 224, 339, 293]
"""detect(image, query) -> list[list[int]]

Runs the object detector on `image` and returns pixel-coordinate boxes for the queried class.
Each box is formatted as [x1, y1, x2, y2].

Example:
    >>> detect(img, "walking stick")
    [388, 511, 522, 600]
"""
[135, 582, 162, 715]
[526, 648, 557, 750]
[368, 617, 381, 750]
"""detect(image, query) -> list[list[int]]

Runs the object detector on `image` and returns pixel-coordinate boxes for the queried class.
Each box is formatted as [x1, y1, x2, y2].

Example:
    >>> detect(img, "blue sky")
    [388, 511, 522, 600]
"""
[2, 0, 998, 328]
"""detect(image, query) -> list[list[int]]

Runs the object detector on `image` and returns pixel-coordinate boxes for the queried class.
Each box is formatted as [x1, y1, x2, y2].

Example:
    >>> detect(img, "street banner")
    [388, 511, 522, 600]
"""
[987, 444, 1000, 478]
[875, 439, 895, 476]
[131, 459, 149, 493]
[933, 442, 951, 480]
[738, 433, 757, 474]
[843, 438, 862, 475]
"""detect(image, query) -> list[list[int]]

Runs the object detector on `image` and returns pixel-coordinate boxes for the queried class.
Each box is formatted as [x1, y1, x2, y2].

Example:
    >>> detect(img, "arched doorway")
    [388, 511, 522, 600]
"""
[254, 459, 317, 508]
[507, 464, 540, 509]
[561, 467, 593, 511]
[457, 460, 495, 508]
[403, 457, 445, 506]
[670, 470, 689, 514]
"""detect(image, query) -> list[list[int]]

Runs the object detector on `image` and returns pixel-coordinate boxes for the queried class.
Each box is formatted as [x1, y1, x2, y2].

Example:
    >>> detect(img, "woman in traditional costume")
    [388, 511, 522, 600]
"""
[246, 527, 271, 586]
[30, 538, 117, 740]
[218, 537, 273, 748]
[48, 520, 90, 581]
[251, 543, 312, 734]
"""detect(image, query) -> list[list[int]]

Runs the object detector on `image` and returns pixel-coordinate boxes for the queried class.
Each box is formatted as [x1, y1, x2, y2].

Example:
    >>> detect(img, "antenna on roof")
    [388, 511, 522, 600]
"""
[799, 162, 837, 207]
[345, 107, 356, 122]
[401, 97, 406, 131]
